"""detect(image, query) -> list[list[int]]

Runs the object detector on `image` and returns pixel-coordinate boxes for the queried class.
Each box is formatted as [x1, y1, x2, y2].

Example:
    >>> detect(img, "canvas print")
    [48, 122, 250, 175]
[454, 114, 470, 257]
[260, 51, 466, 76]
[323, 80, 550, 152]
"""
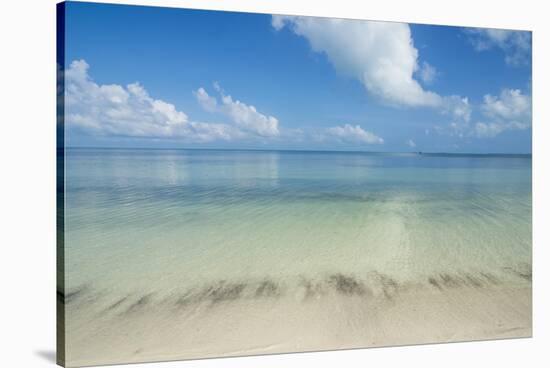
[57, 2, 532, 367]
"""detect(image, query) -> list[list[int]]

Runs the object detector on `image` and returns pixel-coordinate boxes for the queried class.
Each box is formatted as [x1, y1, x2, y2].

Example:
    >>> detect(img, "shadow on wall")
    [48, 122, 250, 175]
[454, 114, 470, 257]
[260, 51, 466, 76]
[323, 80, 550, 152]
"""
[35, 350, 56, 364]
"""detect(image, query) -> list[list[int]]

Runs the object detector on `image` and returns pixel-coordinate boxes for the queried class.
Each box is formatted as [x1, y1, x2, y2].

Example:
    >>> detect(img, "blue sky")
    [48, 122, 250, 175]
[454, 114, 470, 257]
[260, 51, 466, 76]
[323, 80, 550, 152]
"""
[62, 2, 532, 153]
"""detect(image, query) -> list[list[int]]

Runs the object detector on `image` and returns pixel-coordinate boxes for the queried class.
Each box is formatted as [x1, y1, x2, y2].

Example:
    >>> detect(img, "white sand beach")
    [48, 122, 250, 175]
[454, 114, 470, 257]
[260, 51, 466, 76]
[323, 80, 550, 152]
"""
[63, 273, 531, 367]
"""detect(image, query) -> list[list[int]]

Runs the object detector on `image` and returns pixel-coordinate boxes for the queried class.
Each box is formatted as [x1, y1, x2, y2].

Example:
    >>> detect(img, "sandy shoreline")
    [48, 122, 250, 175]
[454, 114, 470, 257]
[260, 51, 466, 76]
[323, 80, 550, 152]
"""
[63, 278, 531, 367]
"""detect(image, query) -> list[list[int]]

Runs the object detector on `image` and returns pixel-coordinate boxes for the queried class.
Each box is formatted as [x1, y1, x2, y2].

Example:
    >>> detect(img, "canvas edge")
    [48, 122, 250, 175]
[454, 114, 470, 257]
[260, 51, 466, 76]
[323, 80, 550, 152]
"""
[56, 2, 67, 367]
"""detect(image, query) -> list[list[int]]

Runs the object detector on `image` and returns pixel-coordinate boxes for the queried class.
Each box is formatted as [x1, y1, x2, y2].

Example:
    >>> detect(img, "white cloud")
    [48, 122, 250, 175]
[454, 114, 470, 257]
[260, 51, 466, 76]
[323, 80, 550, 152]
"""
[194, 87, 218, 113]
[271, 15, 287, 31]
[406, 139, 416, 148]
[325, 124, 384, 144]
[272, 16, 471, 124]
[474, 89, 531, 137]
[66, 60, 189, 137]
[465, 28, 531, 66]
[272, 15, 444, 108]
[64, 60, 264, 143]
[481, 89, 531, 121]
[442, 96, 472, 123]
[194, 86, 280, 137]
[417, 62, 437, 85]
[437, 88, 531, 138]
[474, 121, 525, 138]
[187, 121, 245, 142]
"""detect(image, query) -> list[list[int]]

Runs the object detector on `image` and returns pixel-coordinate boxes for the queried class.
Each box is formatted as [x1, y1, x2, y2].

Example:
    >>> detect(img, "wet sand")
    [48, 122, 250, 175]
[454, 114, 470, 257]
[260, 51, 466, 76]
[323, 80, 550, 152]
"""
[62, 272, 531, 367]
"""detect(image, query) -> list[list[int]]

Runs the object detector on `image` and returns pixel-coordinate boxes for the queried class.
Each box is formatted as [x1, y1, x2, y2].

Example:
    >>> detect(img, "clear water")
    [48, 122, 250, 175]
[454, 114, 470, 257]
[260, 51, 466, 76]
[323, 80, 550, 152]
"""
[64, 148, 531, 297]
[62, 148, 532, 365]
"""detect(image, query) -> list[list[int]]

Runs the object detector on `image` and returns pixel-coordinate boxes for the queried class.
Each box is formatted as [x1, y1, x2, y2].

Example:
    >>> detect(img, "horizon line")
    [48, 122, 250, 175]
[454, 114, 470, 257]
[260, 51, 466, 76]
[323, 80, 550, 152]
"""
[63, 146, 532, 157]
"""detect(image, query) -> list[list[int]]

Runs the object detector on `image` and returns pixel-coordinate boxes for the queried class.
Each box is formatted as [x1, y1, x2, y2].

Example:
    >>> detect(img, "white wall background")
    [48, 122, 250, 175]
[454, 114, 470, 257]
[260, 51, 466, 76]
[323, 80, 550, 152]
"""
[0, 0, 547, 367]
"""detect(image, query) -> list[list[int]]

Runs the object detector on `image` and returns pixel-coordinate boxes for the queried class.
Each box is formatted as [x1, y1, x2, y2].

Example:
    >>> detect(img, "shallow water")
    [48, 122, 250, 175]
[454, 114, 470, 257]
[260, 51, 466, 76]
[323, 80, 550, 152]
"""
[62, 148, 532, 365]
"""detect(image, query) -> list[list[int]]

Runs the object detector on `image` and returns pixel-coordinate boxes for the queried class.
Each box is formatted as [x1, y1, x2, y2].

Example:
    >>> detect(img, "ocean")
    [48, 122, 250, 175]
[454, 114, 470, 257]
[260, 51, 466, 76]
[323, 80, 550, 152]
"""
[62, 148, 532, 366]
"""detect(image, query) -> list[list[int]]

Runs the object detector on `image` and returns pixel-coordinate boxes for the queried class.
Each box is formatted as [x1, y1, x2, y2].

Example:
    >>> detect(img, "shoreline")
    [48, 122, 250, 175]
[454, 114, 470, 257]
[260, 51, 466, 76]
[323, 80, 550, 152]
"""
[64, 279, 531, 367]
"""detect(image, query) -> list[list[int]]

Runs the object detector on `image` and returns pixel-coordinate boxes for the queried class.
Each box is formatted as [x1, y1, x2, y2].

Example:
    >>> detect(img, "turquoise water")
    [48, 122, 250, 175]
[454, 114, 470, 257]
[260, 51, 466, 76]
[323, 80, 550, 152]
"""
[64, 148, 531, 298]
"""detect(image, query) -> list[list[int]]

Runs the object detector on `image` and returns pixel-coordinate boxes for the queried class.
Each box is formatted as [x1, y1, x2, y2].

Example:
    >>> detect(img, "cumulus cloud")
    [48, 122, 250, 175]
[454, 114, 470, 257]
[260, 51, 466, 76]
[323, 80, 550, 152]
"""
[475, 89, 531, 137]
[465, 28, 531, 66]
[272, 15, 442, 108]
[272, 15, 441, 106]
[481, 88, 531, 121]
[325, 124, 384, 145]
[65, 59, 244, 142]
[442, 96, 472, 123]
[194, 86, 280, 137]
[437, 88, 531, 138]
[473, 121, 529, 138]
[194, 87, 218, 113]
[417, 62, 437, 85]
[272, 15, 472, 125]
[66, 60, 187, 137]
